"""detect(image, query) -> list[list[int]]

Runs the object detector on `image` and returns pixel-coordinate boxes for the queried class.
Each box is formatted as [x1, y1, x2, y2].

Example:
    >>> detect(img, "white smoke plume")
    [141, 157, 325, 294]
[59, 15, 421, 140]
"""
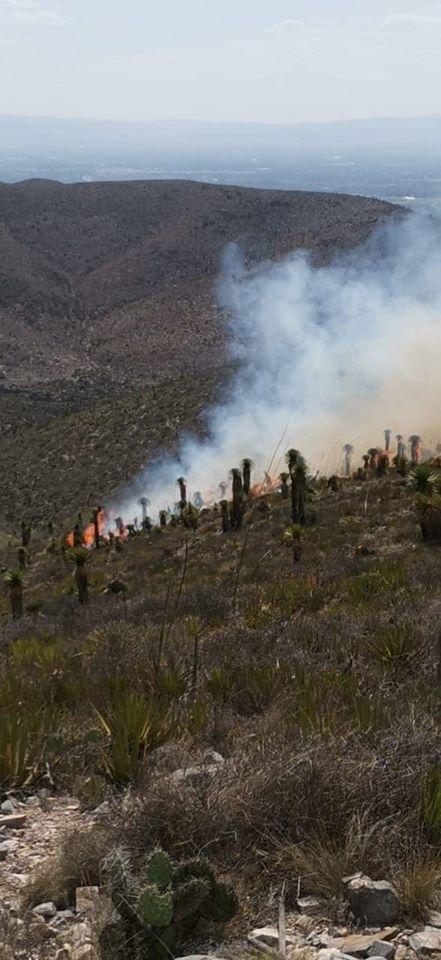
[114, 211, 441, 522]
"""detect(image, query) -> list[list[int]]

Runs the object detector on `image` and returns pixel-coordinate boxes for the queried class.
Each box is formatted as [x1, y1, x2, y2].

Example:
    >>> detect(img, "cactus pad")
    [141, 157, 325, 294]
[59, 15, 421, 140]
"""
[146, 849, 173, 890]
[138, 886, 173, 928]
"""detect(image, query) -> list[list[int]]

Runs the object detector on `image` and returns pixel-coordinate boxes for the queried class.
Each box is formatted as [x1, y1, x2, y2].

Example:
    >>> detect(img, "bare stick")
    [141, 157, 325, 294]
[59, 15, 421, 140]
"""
[278, 882, 286, 958]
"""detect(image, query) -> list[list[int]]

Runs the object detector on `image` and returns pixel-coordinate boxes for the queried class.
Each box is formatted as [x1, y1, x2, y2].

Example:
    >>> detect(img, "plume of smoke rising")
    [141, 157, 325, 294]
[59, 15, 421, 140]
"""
[114, 212, 441, 520]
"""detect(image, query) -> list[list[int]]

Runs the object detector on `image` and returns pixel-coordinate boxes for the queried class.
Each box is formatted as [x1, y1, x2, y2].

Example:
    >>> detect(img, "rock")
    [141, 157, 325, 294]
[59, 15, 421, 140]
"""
[248, 926, 299, 951]
[170, 763, 223, 784]
[90, 801, 111, 821]
[318, 950, 356, 960]
[25, 796, 41, 809]
[75, 886, 101, 915]
[328, 930, 399, 957]
[200, 749, 225, 765]
[63, 920, 95, 960]
[367, 942, 395, 959]
[394, 948, 409, 960]
[0, 813, 27, 830]
[0, 838, 19, 860]
[348, 878, 401, 926]
[409, 930, 441, 954]
[427, 912, 441, 928]
[297, 895, 328, 917]
[1, 800, 16, 815]
[32, 901, 58, 919]
[52, 910, 75, 926]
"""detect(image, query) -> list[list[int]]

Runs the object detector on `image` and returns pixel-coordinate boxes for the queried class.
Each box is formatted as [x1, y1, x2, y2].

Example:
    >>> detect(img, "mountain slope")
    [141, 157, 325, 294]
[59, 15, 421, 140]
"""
[0, 180, 400, 523]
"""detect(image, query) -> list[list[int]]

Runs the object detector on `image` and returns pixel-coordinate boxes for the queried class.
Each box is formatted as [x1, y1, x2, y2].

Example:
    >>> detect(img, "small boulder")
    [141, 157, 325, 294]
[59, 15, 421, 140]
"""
[0, 839, 18, 861]
[0, 813, 27, 830]
[1, 800, 16, 815]
[348, 878, 401, 926]
[297, 895, 328, 917]
[248, 926, 299, 951]
[427, 912, 441, 928]
[409, 930, 441, 954]
[75, 886, 100, 915]
[32, 902, 57, 919]
[367, 943, 395, 959]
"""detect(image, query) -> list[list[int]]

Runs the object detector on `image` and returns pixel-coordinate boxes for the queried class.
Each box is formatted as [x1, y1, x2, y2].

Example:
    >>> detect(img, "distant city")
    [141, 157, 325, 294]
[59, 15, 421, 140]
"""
[3, 114, 441, 209]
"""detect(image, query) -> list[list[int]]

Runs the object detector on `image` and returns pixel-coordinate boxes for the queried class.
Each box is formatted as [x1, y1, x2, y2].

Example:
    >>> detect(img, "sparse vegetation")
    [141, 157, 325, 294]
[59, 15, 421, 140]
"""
[2, 447, 441, 957]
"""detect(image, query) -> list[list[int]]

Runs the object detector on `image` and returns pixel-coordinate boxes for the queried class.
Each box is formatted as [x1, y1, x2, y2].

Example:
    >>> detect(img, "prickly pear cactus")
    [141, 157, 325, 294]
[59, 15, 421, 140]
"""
[146, 849, 173, 890]
[138, 885, 173, 928]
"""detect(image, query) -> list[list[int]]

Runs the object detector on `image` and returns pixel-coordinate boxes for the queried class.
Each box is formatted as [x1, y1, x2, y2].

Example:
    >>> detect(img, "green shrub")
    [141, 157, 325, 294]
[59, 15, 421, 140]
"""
[366, 626, 421, 667]
[95, 694, 173, 783]
[421, 765, 441, 841]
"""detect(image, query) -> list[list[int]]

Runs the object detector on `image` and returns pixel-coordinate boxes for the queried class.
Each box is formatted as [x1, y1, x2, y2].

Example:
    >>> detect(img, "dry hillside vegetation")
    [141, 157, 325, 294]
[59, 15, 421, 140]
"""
[1, 454, 441, 958]
[0, 180, 399, 523]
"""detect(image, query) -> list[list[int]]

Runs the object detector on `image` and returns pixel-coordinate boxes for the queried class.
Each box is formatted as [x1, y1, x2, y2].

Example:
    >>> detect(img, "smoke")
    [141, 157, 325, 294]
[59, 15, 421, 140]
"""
[114, 211, 441, 520]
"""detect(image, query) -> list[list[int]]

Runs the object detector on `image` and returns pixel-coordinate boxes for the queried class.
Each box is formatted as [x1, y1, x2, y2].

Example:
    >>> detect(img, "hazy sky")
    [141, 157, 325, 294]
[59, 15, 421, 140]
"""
[1, 0, 440, 124]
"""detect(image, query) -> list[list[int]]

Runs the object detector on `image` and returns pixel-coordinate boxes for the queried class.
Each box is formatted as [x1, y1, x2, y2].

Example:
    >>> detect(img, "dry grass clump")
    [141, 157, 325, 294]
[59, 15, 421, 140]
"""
[23, 825, 112, 909]
[394, 858, 441, 919]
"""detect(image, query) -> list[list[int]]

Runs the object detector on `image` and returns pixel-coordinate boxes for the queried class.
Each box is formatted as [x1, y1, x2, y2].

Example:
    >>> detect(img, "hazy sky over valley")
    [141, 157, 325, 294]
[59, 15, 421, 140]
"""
[0, 0, 440, 123]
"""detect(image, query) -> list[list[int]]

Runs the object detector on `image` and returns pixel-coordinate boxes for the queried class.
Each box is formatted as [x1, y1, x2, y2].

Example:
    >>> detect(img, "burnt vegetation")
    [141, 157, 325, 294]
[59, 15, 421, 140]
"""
[2, 432, 441, 955]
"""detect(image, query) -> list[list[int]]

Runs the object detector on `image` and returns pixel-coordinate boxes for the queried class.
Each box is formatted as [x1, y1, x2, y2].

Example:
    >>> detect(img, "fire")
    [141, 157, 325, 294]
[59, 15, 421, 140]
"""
[250, 475, 280, 498]
[66, 508, 108, 549]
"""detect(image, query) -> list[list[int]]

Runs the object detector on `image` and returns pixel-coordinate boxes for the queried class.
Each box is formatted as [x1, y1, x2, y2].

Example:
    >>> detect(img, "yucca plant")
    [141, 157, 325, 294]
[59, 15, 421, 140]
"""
[406, 463, 440, 495]
[241, 458, 254, 496]
[283, 523, 304, 564]
[4, 568, 25, 619]
[409, 434, 422, 464]
[237, 664, 286, 714]
[279, 472, 290, 500]
[366, 626, 421, 667]
[343, 443, 353, 478]
[68, 547, 91, 604]
[95, 694, 172, 783]
[230, 467, 243, 529]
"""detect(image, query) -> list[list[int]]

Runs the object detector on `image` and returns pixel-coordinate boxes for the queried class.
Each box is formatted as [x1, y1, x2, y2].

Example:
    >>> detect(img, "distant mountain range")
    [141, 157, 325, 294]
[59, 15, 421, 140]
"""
[2, 114, 441, 161]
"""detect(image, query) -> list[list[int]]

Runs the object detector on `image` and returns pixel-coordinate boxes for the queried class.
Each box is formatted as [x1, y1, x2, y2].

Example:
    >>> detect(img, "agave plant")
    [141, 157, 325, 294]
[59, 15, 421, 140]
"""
[366, 626, 421, 667]
[95, 694, 172, 783]
[4, 568, 25, 619]
[406, 463, 440, 495]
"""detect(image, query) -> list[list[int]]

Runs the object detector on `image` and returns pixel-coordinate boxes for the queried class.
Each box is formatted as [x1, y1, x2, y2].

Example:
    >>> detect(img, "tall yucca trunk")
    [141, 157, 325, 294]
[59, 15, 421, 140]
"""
[10, 582, 23, 619]
[75, 564, 89, 604]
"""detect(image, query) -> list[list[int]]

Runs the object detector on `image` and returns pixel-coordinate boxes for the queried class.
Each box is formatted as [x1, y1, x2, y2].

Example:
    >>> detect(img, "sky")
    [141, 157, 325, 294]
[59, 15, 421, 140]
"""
[0, 0, 441, 124]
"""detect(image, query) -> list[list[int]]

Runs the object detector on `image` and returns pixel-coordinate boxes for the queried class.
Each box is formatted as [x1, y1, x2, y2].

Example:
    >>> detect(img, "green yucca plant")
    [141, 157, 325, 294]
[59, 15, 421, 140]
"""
[406, 464, 440, 495]
[366, 626, 421, 667]
[421, 765, 441, 842]
[153, 666, 188, 703]
[4, 568, 25, 619]
[95, 694, 172, 783]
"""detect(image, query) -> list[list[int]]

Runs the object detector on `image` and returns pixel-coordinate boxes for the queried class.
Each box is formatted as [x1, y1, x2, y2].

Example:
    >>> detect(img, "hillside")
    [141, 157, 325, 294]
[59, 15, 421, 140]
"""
[0, 180, 400, 524]
[1, 454, 441, 959]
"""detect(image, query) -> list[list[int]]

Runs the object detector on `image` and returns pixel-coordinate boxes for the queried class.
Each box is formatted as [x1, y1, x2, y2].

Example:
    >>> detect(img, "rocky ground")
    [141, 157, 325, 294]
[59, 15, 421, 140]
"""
[1, 788, 441, 960]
